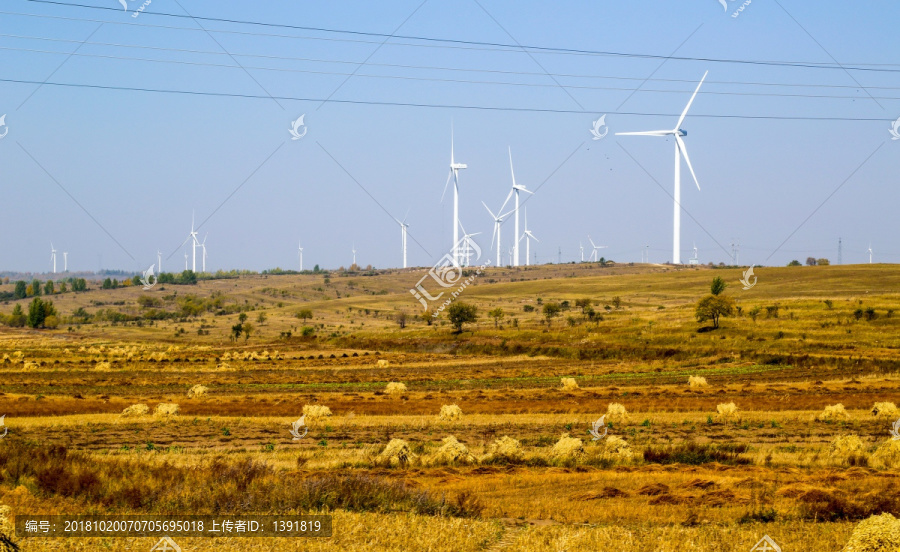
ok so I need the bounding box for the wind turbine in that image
[184,252,188,270]
[50,243,57,273]
[200,234,208,273]
[483,198,512,267]
[441,125,467,267]
[868,244,873,264]
[616,71,708,265]
[587,236,607,262]
[519,208,539,267]
[178,211,200,272]
[352,245,357,266]
[298,241,303,271]
[689,243,699,265]
[157,250,162,274]
[63,252,68,272]
[458,221,481,267]
[508,147,533,267]
[395,211,410,269]
[579,242,585,263]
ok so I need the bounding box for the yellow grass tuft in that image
[121,404,150,417]
[376,359,390,368]
[220,352,232,361]
[377,439,416,467]
[385,382,407,396]
[870,439,900,470]
[840,512,900,552]
[828,434,866,464]
[187,384,208,398]
[438,404,463,422]
[550,433,584,461]
[716,402,740,422]
[871,402,900,419]
[22,361,39,371]
[818,403,851,421]
[606,403,628,424]
[597,435,634,462]
[302,404,333,423]
[688,376,708,387]
[483,435,525,463]
[154,403,180,417]
[0,504,13,538]
[93,361,112,371]
[560,377,579,391]
[429,436,475,465]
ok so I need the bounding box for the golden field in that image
[0,262,898,551]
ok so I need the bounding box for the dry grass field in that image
[0,262,899,550]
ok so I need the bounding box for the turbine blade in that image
[675,135,701,191]
[482,201,497,219]
[615,130,670,136]
[440,170,452,203]
[490,222,498,250]
[676,70,708,130]
[508,147,516,188]
[402,208,410,224]
[499,188,514,213]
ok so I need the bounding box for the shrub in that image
[482,436,524,464]
[121,404,149,417]
[560,377,579,391]
[818,404,851,422]
[154,403,180,417]
[870,440,900,470]
[872,402,900,419]
[187,384,209,398]
[688,376,708,388]
[549,433,584,461]
[302,404,333,423]
[840,513,900,551]
[438,404,463,422]
[606,403,628,424]
[716,402,740,422]
[429,436,475,465]
[385,382,407,395]
[376,439,416,467]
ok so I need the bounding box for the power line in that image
[14,2,900,73]
[1,76,894,121]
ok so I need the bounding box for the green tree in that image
[296,309,313,321]
[787,260,801,267]
[231,323,243,342]
[238,313,248,324]
[13,281,26,299]
[242,322,253,341]
[575,298,592,314]
[710,276,727,296]
[488,307,505,328]
[817,258,831,266]
[31,279,41,296]
[43,280,54,295]
[26,298,56,329]
[806,257,817,266]
[542,302,561,326]
[8,304,26,327]
[102,278,113,289]
[695,294,736,329]
[447,302,478,333]
[257,312,268,325]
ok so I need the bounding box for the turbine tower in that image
[395,211,410,269]
[616,71,708,265]
[442,126,467,267]
[579,243,584,263]
[519,208,539,267]
[63,252,68,272]
[298,241,303,271]
[157,250,162,274]
[352,245,357,266]
[868,244,873,264]
[184,252,188,270]
[587,236,607,262]
[508,147,533,267]
[50,243,57,273]
[458,222,481,267]
[483,197,512,267]
[201,234,208,273]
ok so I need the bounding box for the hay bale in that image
[302,404,333,423]
[154,403,180,417]
[870,440,900,470]
[385,382,407,396]
[22,361,39,371]
[550,433,584,460]
[430,436,475,465]
[483,436,525,463]
[560,378,579,391]
[187,384,208,398]
[599,435,634,461]
[828,434,866,462]
[872,402,900,419]
[688,376,708,388]
[0,504,14,546]
[93,361,112,371]
[438,404,463,422]
[377,439,415,467]
[841,513,900,552]
[716,402,740,422]
[606,403,628,424]
[819,403,851,421]
[376,359,390,368]
[121,404,150,417]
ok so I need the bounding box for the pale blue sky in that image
[1,0,897,273]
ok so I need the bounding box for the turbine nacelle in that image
[451,163,468,170]
[677,129,687,137]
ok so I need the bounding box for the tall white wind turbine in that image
[483,197,512,267]
[298,241,303,271]
[458,221,481,267]
[616,71,708,265]
[157,250,162,274]
[63,251,68,272]
[178,212,200,272]
[519,208,539,267]
[50,243,57,273]
[395,211,410,269]
[352,245,357,266]
[442,126,467,267]
[587,236,607,262]
[201,234,208,273]
[868,244,873,264]
[508,147,533,267]
[580,243,584,263]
